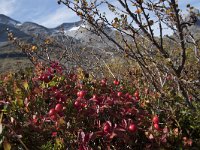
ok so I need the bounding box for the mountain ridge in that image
[0,14,21,26]
[0,13,200,49]
[1,13,200,44]
[0,14,117,49]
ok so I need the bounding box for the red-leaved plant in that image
[0,61,198,149]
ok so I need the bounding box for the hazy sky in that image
[0,0,200,28]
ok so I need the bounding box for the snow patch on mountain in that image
[69,26,80,31]
[68,24,87,31]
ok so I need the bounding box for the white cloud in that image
[35,6,79,28]
[0,0,17,15]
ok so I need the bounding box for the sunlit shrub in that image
[0,61,199,149]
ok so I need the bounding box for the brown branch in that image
[170,0,187,76]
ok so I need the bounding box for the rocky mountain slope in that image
[0,14,118,47]
[1,12,200,45]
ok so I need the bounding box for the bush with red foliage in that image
[0,61,199,149]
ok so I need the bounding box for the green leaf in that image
[23,81,29,91]
[16,98,24,107]
[59,76,65,82]
[49,81,57,87]
[41,82,46,89]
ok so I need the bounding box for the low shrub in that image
[0,61,199,149]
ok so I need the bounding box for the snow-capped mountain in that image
[0,15,116,51]
[54,21,83,31]
[0,12,200,45]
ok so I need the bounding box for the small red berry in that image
[113,79,120,85]
[152,116,159,124]
[101,79,107,85]
[92,94,97,99]
[154,123,160,130]
[134,91,139,97]
[77,91,80,97]
[128,123,137,133]
[54,90,62,99]
[49,108,56,116]
[55,104,63,112]
[52,132,57,137]
[77,91,86,98]
[82,103,87,108]
[74,101,81,108]
[117,92,122,97]
[103,122,111,133]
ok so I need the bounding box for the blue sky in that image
[0,0,200,28]
[0,0,79,27]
